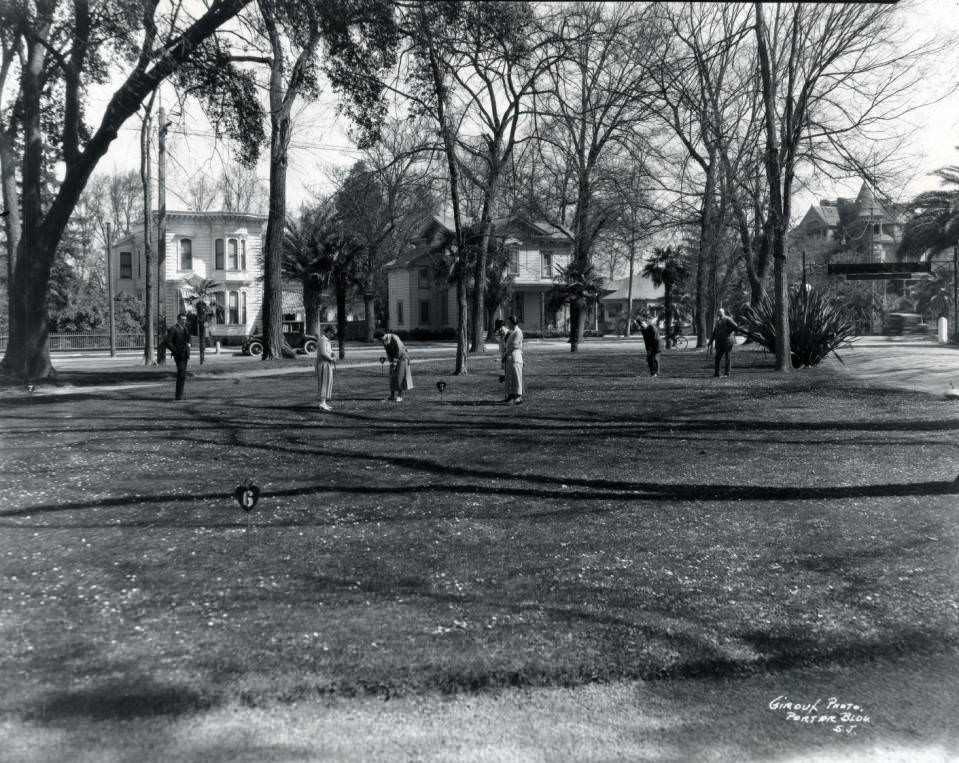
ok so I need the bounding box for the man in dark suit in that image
[166,312,192,400]
[638,316,661,377]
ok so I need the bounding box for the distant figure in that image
[503,315,524,404]
[165,312,192,400]
[638,316,661,377]
[315,325,337,410]
[374,329,413,402]
[711,308,740,377]
[494,318,508,400]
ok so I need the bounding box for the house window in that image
[215,292,226,321]
[229,291,239,324]
[215,239,224,270]
[509,250,520,275]
[240,240,247,270]
[420,300,430,324]
[542,252,553,278]
[120,251,132,279]
[418,267,430,288]
[241,292,247,325]
[873,222,880,235]
[397,300,404,325]
[179,238,192,270]
[228,239,238,270]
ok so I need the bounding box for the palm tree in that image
[183,277,224,365]
[642,246,688,347]
[283,202,359,359]
[549,260,605,351]
[910,267,954,321]
[283,205,335,336]
[899,157,959,341]
[898,161,959,259]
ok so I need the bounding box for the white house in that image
[110,210,267,342]
[384,216,573,335]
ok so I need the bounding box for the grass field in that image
[1,345,957,760]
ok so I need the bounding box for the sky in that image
[85,0,959,224]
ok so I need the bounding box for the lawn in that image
[1,345,957,759]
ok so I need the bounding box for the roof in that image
[109,210,268,247]
[385,214,573,271]
[599,274,664,302]
[814,202,840,226]
[282,290,304,312]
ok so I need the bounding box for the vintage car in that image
[242,321,318,355]
[882,312,925,336]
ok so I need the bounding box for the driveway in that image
[831,337,959,398]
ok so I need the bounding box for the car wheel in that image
[303,339,317,354]
[248,340,264,356]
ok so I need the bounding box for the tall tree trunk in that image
[4,21,51,381]
[262,116,294,359]
[664,281,673,346]
[421,5,466,374]
[0,129,20,334]
[0,0,250,380]
[470,166,500,354]
[335,276,347,359]
[303,278,322,335]
[625,231,635,337]
[569,300,585,352]
[755,2,790,371]
[364,279,376,343]
[140,100,156,365]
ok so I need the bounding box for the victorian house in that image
[109,210,268,343]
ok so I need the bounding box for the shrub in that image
[741,285,856,368]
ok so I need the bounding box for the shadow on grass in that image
[2,471,958,522]
[26,678,215,721]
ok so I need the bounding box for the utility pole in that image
[140,100,155,365]
[106,222,116,356]
[953,242,958,344]
[802,249,807,290]
[157,104,170,365]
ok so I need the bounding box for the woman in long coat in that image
[315,325,337,410]
[503,315,524,405]
[374,329,414,402]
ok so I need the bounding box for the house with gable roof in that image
[384,216,574,336]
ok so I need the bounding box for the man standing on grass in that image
[711,308,740,377]
[638,316,661,377]
[374,329,413,402]
[165,312,192,400]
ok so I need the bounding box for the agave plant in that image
[741,285,856,368]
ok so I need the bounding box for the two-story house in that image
[384,216,573,336]
[110,210,267,343]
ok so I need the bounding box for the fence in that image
[0,333,145,352]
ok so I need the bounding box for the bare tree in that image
[334,118,439,341]
[533,2,665,351]
[753,2,938,370]
[1,0,254,381]
[220,158,266,213]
